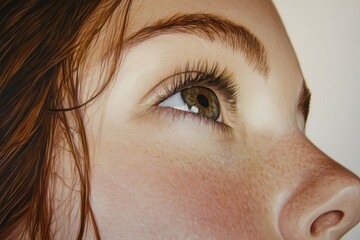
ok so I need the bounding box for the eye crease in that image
[153,61,239,131]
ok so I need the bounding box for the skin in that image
[55,0,360,239]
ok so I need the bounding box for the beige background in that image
[272,1,360,239]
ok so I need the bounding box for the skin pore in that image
[52,0,360,239]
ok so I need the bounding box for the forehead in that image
[127,0,275,31]
[127,0,286,48]
[125,0,303,75]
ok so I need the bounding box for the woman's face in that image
[70,0,360,239]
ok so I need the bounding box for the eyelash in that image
[152,60,239,136]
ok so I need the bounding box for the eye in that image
[159,86,221,121]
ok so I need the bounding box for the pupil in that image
[197,94,209,108]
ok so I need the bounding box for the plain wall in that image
[272,1,360,239]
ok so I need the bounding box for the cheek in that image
[90,146,270,239]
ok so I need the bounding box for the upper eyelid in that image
[151,62,239,108]
[144,61,240,129]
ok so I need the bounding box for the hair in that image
[0,0,132,239]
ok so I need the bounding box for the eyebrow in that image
[124,13,270,77]
[297,81,312,122]
[124,13,310,121]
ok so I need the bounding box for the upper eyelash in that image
[148,60,239,137]
[154,60,239,115]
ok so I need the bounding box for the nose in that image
[278,133,360,240]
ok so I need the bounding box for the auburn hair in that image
[0,0,131,239]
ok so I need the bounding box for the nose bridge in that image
[277,132,360,240]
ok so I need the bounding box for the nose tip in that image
[280,173,360,240]
[308,183,360,239]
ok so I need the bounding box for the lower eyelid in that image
[149,105,234,138]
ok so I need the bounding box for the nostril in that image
[310,210,344,236]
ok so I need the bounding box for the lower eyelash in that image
[149,105,234,138]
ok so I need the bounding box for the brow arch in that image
[124,13,270,77]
